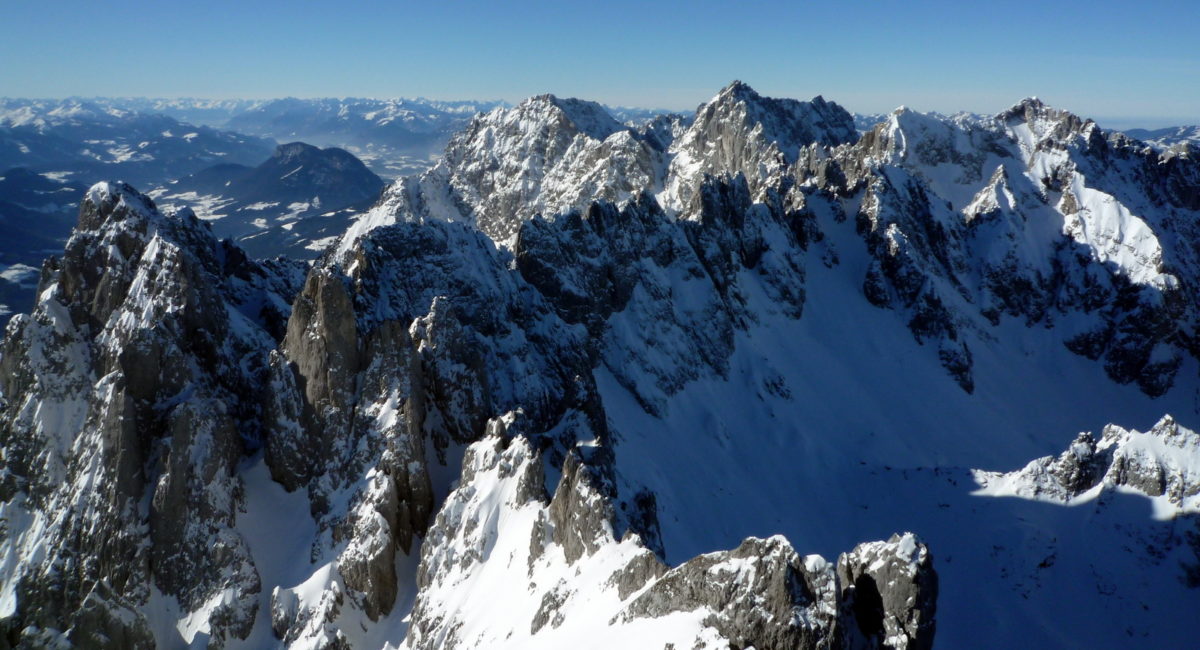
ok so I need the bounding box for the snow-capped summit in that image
[336,91,669,253]
[518,94,626,141]
[337,81,858,255]
[661,81,856,211]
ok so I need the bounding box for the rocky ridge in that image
[0,175,937,648]
[974,414,1200,511]
[0,182,304,647]
[339,83,1200,397]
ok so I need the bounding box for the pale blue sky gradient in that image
[2,0,1197,126]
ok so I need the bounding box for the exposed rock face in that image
[614,533,936,650]
[793,99,1200,395]
[0,182,304,646]
[337,94,670,251]
[662,80,857,210]
[266,212,608,644]
[619,535,842,648]
[837,534,938,650]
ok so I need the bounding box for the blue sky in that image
[2,0,1197,127]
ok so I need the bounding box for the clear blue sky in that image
[2,0,1197,127]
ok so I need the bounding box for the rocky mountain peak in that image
[976,414,1200,511]
[1012,96,1047,111]
[335,91,663,251]
[515,93,625,142]
[81,180,162,228]
[0,180,307,647]
[699,80,858,155]
[662,81,856,212]
[998,96,1092,147]
[715,79,757,101]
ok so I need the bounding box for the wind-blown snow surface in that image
[2,82,1200,649]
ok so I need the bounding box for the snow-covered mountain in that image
[221,98,509,179]
[1123,125,1200,151]
[92,97,680,180]
[1,82,1198,649]
[150,142,384,259]
[0,101,277,321]
[87,98,267,129]
[853,112,889,133]
[0,99,275,188]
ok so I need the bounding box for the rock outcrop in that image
[975,415,1200,511]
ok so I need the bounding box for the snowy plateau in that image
[1,81,1199,649]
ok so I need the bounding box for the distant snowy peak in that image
[853,112,889,134]
[856,96,1188,282]
[0,98,276,189]
[1123,125,1200,152]
[216,96,510,178]
[865,97,1094,172]
[997,97,1102,161]
[1000,96,1089,132]
[859,106,1000,177]
[452,93,628,158]
[0,98,125,129]
[337,82,862,255]
[332,82,1200,398]
[226,97,509,135]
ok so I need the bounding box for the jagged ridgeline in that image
[0,81,1198,649]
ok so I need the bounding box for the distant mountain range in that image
[0,99,275,187]
[151,141,385,259]
[91,97,681,179]
[1123,125,1200,150]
